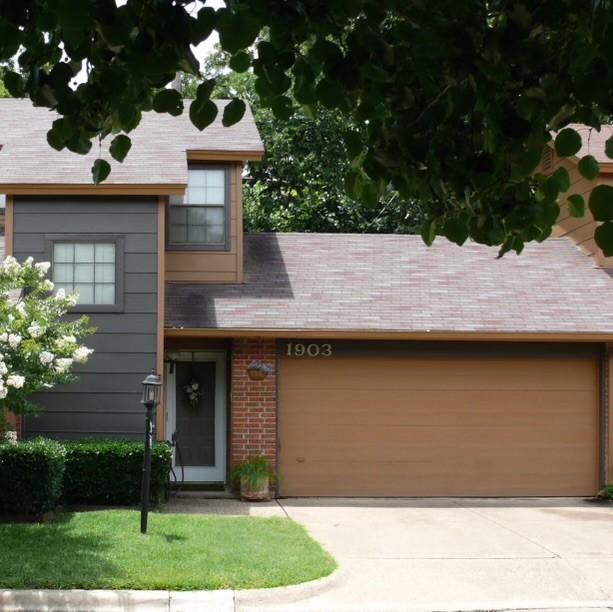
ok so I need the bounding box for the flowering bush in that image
[0,256,94,425]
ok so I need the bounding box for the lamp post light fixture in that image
[140,370,162,535]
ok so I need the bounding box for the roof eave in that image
[163,327,613,342]
[0,183,186,196]
[187,149,264,162]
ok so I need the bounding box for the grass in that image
[0,510,336,590]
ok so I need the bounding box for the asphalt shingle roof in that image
[0,99,263,187]
[165,233,613,335]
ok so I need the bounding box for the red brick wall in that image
[3,412,22,439]
[230,338,277,470]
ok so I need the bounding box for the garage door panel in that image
[280,389,596,428]
[282,426,594,464]
[281,457,595,497]
[281,358,596,392]
[279,350,598,497]
[281,448,596,497]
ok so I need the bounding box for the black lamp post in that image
[140,370,161,534]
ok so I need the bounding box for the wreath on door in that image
[184,380,201,409]
[183,364,202,409]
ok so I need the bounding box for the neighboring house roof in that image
[165,233,613,336]
[0,99,263,190]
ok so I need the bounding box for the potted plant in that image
[230,456,274,501]
[246,360,273,381]
[593,485,613,504]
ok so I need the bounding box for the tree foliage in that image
[0,62,12,97]
[2,1,613,252]
[186,49,424,233]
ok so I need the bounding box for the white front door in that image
[165,351,226,482]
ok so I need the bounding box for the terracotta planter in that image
[247,367,267,381]
[240,475,271,501]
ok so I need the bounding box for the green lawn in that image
[0,510,336,590]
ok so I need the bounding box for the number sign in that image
[286,342,333,357]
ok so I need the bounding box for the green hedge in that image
[62,440,172,506]
[0,439,66,515]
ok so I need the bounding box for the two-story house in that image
[2,98,613,498]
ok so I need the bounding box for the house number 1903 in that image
[286,343,333,357]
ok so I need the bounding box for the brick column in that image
[3,412,22,439]
[230,338,277,471]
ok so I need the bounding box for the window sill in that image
[166,243,230,252]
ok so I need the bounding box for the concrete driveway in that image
[237,497,613,612]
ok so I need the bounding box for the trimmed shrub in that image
[62,440,172,506]
[0,438,66,515]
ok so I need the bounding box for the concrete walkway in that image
[237,497,613,611]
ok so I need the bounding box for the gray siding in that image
[13,197,158,439]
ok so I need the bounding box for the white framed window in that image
[168,167,228,249]
[52,242,116,305]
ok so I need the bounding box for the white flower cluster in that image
[73,346,94,363]
[55,358,73,373]
[0,255,93,412]
[39,351,54,365]
[3,430,17,445]
[34,261,51,277]
[38,344,94,370]
[0,256,20,276]
[7,375,24,388]
[0,352,24,398]
[27,322,45,338]
[0,333,23,348]
[54,288,79,307]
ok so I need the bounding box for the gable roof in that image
[165,233,613,338]
[0,98,263,192]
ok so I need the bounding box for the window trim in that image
[166,164,232,252]
[45,235,125,313]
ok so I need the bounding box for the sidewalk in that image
[0,589,235,612]
[4,588,613,612]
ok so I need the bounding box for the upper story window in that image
[168,167,229,250]
[52,242,116,306]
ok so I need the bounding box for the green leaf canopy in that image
[3,1,613,254]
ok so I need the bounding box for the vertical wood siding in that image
[13,197,158,439]
[164,162,244,283]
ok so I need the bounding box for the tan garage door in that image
[279,346,599,497]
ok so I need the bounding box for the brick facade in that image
[230,338,277,471]
[3,412,22,439]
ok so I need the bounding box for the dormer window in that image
[167,166,229,250]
